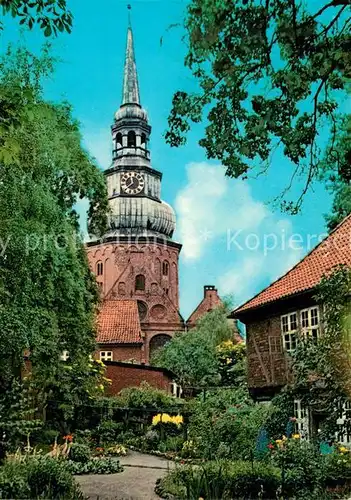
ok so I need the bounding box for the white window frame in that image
[269,336,282,354]
[294,399,310,439]
[336,400,351,445]
[60,350,69,361]
[281,312,298,352]
[300,306,320,343]
[99,351,113,362]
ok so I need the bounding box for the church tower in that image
[87,24,184,363]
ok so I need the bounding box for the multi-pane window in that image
[100,351,113,362]
[269,336,282,354]
[336,401,351,445]
[294,399,310,439]
[300,307,320,343]
[281,312,297,352]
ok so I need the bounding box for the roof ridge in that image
[232,214,351,315]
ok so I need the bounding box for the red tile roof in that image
[234,214,351,315]
[96,300,143,344]
[187,286,223,327]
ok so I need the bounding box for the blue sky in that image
[2,0,340,318]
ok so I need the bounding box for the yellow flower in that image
[292,434,300,439]
[152,413,183,427]
[339,446,349,454]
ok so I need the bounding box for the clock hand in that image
[125,177,133,188]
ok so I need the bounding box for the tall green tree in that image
[166,0,351,213]
[0,46,108,401]
[322,115,351,231]
[152,307,239,388]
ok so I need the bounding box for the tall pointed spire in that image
[122,22,140,106]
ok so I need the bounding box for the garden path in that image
[76,451,174,499]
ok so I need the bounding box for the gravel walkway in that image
[76,451,175,500]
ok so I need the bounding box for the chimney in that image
[204,285,217,299]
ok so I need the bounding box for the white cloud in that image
[176,161,304,307]
[175,162,268,260]
[219,255,265,299]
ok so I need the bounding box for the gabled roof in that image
[97,300,143,344]
[233,214,351,316]
[186,286,223,327]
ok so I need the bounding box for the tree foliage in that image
[0,0,73,36]
[152,307,243,388]
[321,115,351,231]
[166,0,351,213]
[186,387,271,460]
[0,45,108,404]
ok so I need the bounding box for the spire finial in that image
[127,4,131,27]
[121,12,140,106]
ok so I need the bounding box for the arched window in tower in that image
[116,133,122,149]
[96,261,103,276]
[127,131,136,147]
[135,274,145,291]
[162,260,169,276]
[141,133,147,149]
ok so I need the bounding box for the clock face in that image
[120,172,145,195]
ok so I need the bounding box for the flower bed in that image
[156,460,281,499]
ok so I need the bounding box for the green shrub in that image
[74,429,93,445]
[123,435,144,449]
[69,443,90,463]
[68,457,123,475]
[271,438,323,496]
[0,460,29,499]
[160,460,281,499]
[158,436,184,453]
[0,457,84,499]
[31,428,59,446]
[187,388,271,460]
[95,420,123,445]
[116,382,182,410]
[323,448,351,491]
[229,461,281,498]
[26,457,83,499]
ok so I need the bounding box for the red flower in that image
[267,443,274,450]
[63,434,73,442]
